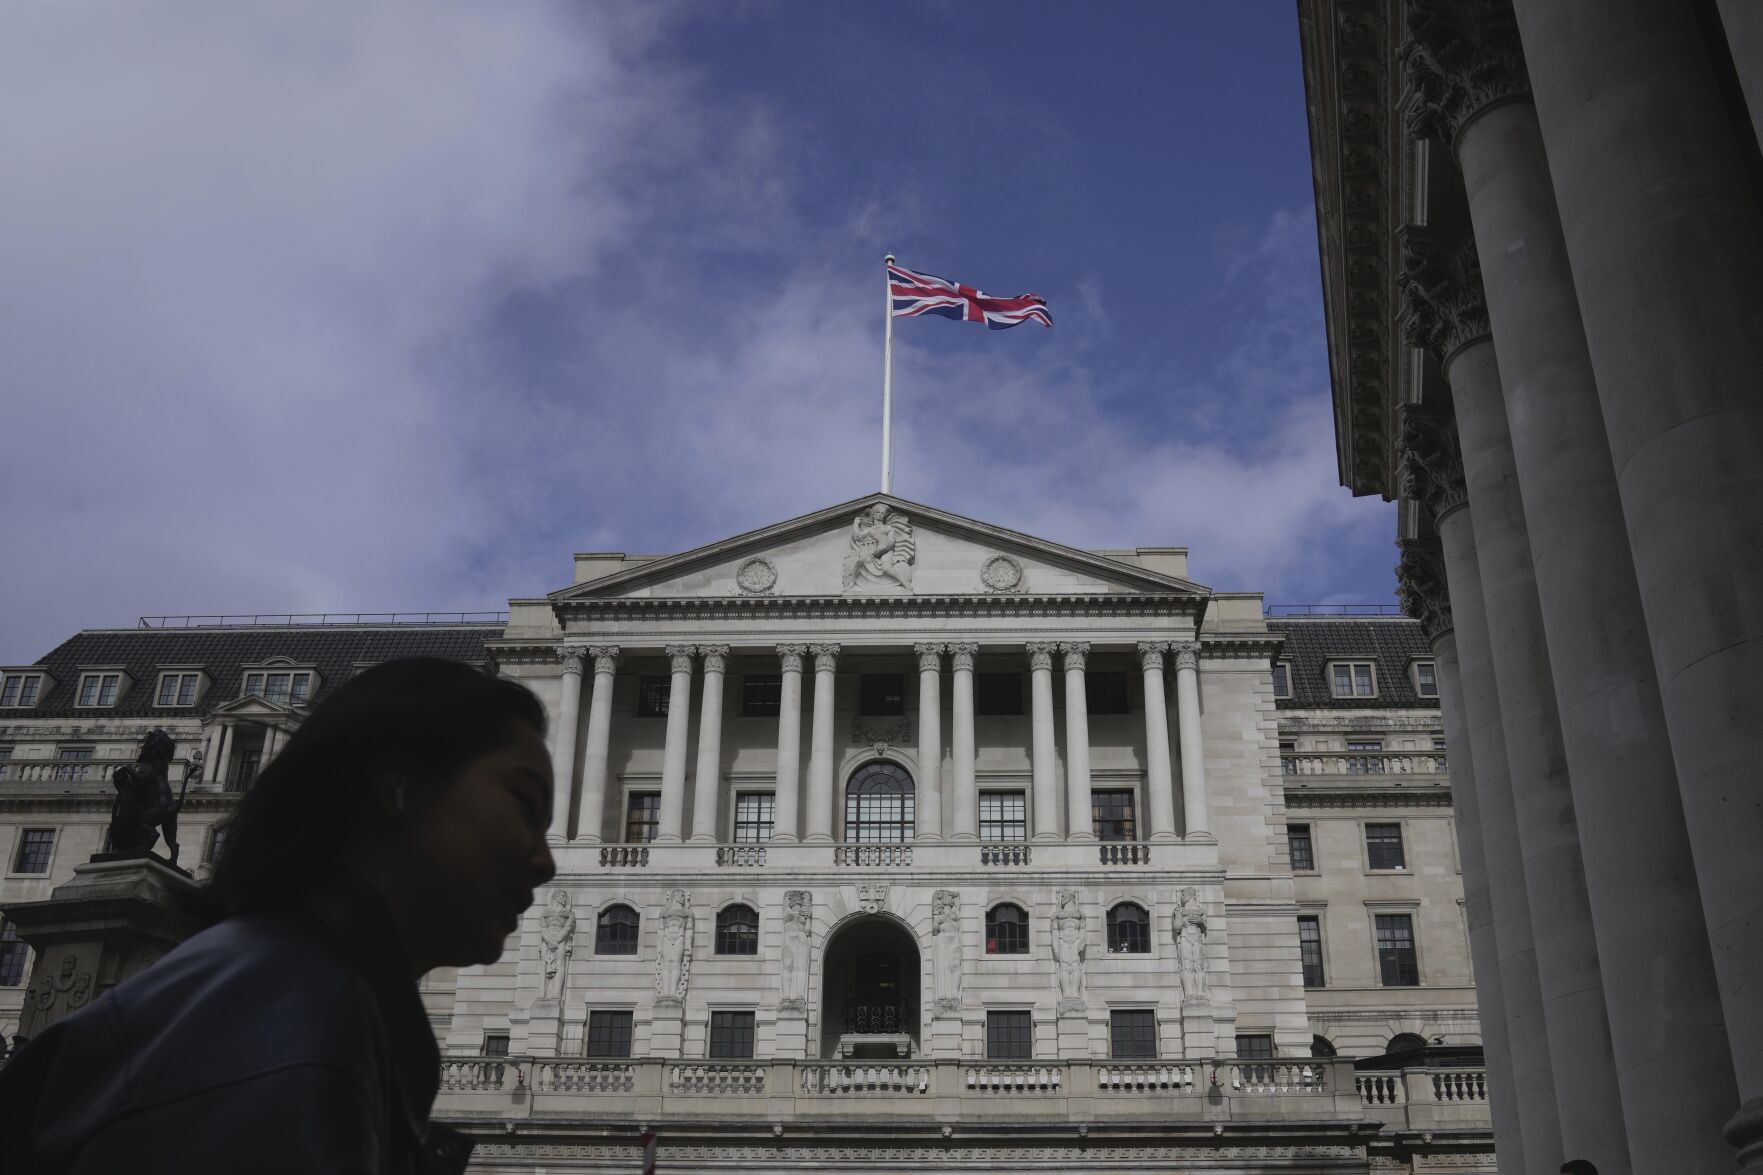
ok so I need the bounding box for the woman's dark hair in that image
[205,657,546,918]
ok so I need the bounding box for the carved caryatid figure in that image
[1052,891,1086,1010]
[656,889,693,1002]
[841,504,916,593]
[780,890,812,1007]
[537,890,576,1003]
[931,889,963,1013]
[1174,887,1209,999]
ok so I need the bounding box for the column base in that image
[1031,832,1062,842]
[652,834,683,844]
[1064,832,1097,843]
[1182,831,1217,844]
[769,833,800,844]
[572,834,604,845]
[804,833,834,844]
[946,832,979,843]
[1149,831,1181,843]
[913,833,944,843]
[546,832,567,845]
[688,833,716,843]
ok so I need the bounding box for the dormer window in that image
[1411,660,1439,698]
[243,671,312,705]
[156,672,203,707]
[1,673,45,708]
[77,673,123,707]
[1328,661,1377,699]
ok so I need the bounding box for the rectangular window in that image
[985,1010,1034,1060]
[978,791,1027,842]
[709,1010,756,1059]
[1298,916,1325,988]
[1330,662,1376,698]
[13,829,54,874]
[1376,914,1420,986]
[1235,1033,1274,1059]
[1346,739,1385,774]
[586,1010,634,1058]
[859,673,905,716]
[732,792,775,843]
[1092,789,1137,842]
[205,824,229,864]
[1366,823,1406,870]
[1085,671,1130,715]
[1433,737,1449,772]
[0,919,26,986]
[53,746,93,782]
[1109,1009,1158,1059]
[637,676,671,717]
[289,673,311,705]
[741,674,782,718]
[0,745,11,781]
[1271,663,1292,699]
[1,673,44,707]
[974,673,1022,716]
[624,793,661,844]
[1287,823,1314,871]
[157,672,201,706]
[1280,739,1298,776]
[482,1033,510,1058]
[77,673,121,707]
[1414,661,1439,698]
[237,750,262,787]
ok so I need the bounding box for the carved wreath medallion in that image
[735,557,778,595]
[980,555,1024,593]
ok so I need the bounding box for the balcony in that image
[1355,1066,1493,1131]
[0,756,203,786]
[1280,750,1448,780]
[574,839,1202,872]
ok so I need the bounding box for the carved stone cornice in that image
[809,644,840,673]
[587,645,620,676]
[1400,0,1530,152]
[1025,641,1057,672]
[776,644,807,673]
[1058,641,1090,672]
[1284,786,1454,810]
[1397,404,1469,524]
[547,593,1204,624]
[1135,642,1167,673]
[1171,641,1201,673]
[558,645,587,677]
[1398,224,1489,365]
[665,645,697,674]
[912,643,945,672]
[946,643,979,672]
[698,644,730,673]
[1395,538,1453,642]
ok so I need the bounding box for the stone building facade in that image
[0,494,1496,1171]
[1300,1,1763,1170]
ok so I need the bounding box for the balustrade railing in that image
[1282,751,1447,778]
[599,846,649,867]
[978,842,1031,865]
[439,1057,516,1092]
[833,844,912,866]
[669,1063,765,1094]
[533,1061,635,1093]
[715,845,766,867]
[842,999,911,1034]
[1356,1072,1405,1105]
[1095,1063,1196,1091]
[964,1065,1062,1092]
[1426,1068,1488,1103]
[1098,842,1151,864]
[1227,1062,1325,1093]
[800,1064,930,1094]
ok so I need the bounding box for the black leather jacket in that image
[0,874,471,1174]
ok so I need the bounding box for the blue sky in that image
[0,1,1394,663]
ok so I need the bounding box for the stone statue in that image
[780,890,812,1008]
[1174,887,1209,999]
[841,504,916,593]
[107,729,184,865]
[182,747,205,789]
[536,890,576,1003]
[1052,891,1086,1011]
[931,889,963,1014]
[656,889,693,1002]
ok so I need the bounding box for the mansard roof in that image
[1268,617,1438,710]
[10,625,498,719]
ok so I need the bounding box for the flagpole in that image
[882,253,895,494]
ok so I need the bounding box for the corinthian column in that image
[1137,642,1177,842]
[1170,641,1209,841]
[1026,642,1060,840]
[946,643,978,840]
[688,645,729,842]
[1059,642,1093,841]
[772,645,807,842]
[655,645,696,844]
[914,644,945,841]
[805,644,839,842]
[547,646,586,843]
[577,646,620,843]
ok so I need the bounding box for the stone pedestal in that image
[775,1003,808,1059]
[1056,1010,1091,1060]
[523,999,562,1057]
[928,1012,962,1059]
[1180,998,1216,1061]
[649,999,684,1059]
[1,854,203,1046]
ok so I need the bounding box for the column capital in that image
[1396,538,1454,643]
[698,644,730,673]
[558,645,588,677]
[1135,642,1167,672]
[587,645,620,675]
[1397,404,1469,525]
[947,642,979,671]
[665,645,697,674]
[1398,223,1490,364]
[1400,0,1530,151]
[777,644,808,673]
[1170,641,1201,672]
[1058,641,1090,671]
[1025,641,1058,672]
[809,643,840,672]
[913,643,945,671]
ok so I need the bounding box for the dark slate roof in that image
[9,625,501,719]
[1266,618,1438,710]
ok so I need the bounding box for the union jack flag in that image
[887,261,1052,330]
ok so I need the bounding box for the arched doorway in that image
[817,915,922,1059]
[843,760,915,842]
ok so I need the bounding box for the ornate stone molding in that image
[851,716,911,748]
[776,644,807,673]
[1135,641,1167,672]
[947,643,979,672]
[1398,224,1490,364]
[1396,538,1453,642]
[664,645,696,675]
[979,554,1025,593]
[809,644,840,673]
[913,643,945,672]
[587,645,620,676]
[697,644,730,674]
[1025,641,1057,672]
[558,645,587,677]
[734,556,778,596]
[1396,404,1469,524]
[1171,641,1201,673]
[547,592,1205,624]
[1058,641,1089,671]
[1401,0,1531,152]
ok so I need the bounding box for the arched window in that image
[1106,903,1150,953]
[986,903,1029,954]
[844,761,915,843]
[1311,1034,1338,1058]
[1386,1032,1427,1055]
[595,904,639,955]
[715,904,758,955]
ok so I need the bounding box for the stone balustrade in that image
[1352,1067,1493,1132]
[832,845,912,867]
[0,756,203,785]
[964,1065,1062,1093]
[581,839,1213,872]
[598,846,649,867]
[1280,750,1447,778]
[801,1063,930,1094]
[978,842,1031,866]
[1098,842,1151,865]
[715,845,766,867]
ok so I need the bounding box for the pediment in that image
[556,494,1208,601]
[209,696,299,718]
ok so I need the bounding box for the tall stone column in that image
[947,644,979,841]
[655,645,696,844]
[1398,542,1525,1167]
[1026,642,1061,840]
[1402,409,1564,1173]
[1059,643,1093,841]
[804,644,839,843]
[772,646,806,843]
[1510,2,1763,1152]
[576,646,619,843]
[547,646,586,843]
[913,644,945,841]
[1137,642,1178,842]
[1171,641,1210,841]
[1405,21,1742,1160]
[688,645,729,843]
[211,724,233,789]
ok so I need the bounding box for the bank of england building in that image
[0,495,1496,1172]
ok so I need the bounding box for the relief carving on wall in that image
[1174,887,1209,1000]
[931,888,963,1014]
[536,889,576,1004]
[31,954,94,1020]
[851,715,912,755]
[780,890,812,1010]
[735,557,778,595]
[655,889,693,1004]
[979,554,1025,593]
[855,884,890,915]
[1052,891,1086,1015]
[841,505,915,593]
